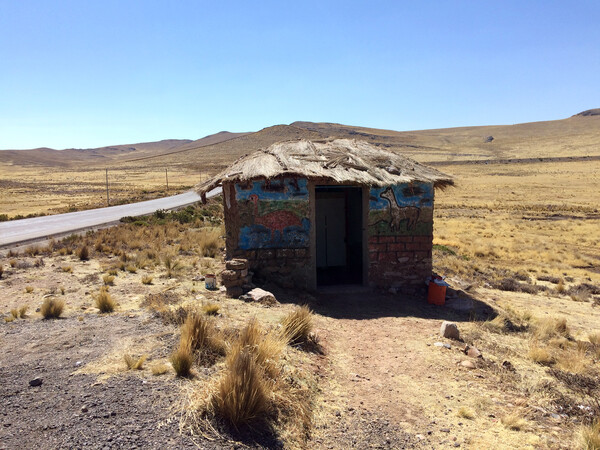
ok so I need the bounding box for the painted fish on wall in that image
[236,178,310,249]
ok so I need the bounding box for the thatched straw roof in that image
[195,139,453,198]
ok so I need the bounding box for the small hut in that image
[196,139,453,291]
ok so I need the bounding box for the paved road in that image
[0,188,221,247]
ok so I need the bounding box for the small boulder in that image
[242,288,277,306]
[460,360,476,369]
[464,345,482,358]
[440,321,460,340]
[434,342,451,349]
[29,377,43,387]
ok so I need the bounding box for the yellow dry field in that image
[0,165,205,217]
[434,159,600,286]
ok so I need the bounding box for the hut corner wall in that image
[367,182,434,287]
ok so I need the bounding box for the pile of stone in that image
[220,258,252,298]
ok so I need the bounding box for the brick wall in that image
[368,235,432,287]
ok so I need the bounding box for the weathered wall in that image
[367,182,434,286]
[223,177,312,288]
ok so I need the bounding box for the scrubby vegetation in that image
[40,298,65,319]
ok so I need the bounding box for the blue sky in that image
[1,1,599,149]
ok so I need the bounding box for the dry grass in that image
[95,287,116,313]
[533,317,570,341]
[126,265,137,273]
[77,245,89,261]
[555,347,589,374]
[151,363,170,376]
[41,298,65,319]
[141,275,153,285]
[589,332,600,347]
[231,319,285,379]
[528,343,555,366]
[10,308,19,319]
[501,411,528,431]
[170,345,193,377]
[280,305,314,345]
[18,305,28,318]
[102,274,115,286]
[198,228,223,258]
[457,406,475,420]
[124,354,147,370]
[580,420,600,450]
[61,265,73,273]
[213,344,270,428]
[25,286,33,294]
[202,302,220,316]
[163,255,182,278]
[180,312,225,356]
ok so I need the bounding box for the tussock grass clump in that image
[10,309,19,319]
[141,275,154,285]
[180,312,226,356]
[528,343,555,366]
[555,347,589,373]
[457,406,475,420]
[203,302,220,316]
[126,265,137,273]
[589,332,600,347]
[41,298,65,319]
[62,265,73,273]
[4,316,15,323]
[18,305,28,318]
[232,319,285,379]
[501,411,528,431]
[9,259,17,268]
[579,420,600,450]
[77,245,89,261]
[163,255,182,278]
[533,317,570,341]
[198,228,222,258]
[95,287,116,313]
[102,274,115,286]
[25,286,34,294]
[151,363,170,376]
[107,268,118,276]
[213,345,270,427]
[0,266,3,278]
[170,344,193,377]
[124,354,147,370]
[281,305,314,345]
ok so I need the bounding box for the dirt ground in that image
[1,246,599,449]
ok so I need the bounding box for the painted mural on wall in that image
[236,178,310,249]
[369,182,434,236]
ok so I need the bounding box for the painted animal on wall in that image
[379,187,421,231]
[368,182,434,236]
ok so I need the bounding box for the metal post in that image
[165,168,169,191]
[105,168,110,206]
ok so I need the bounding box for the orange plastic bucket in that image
[427,282,446,305]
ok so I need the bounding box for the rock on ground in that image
[440,321,460,340]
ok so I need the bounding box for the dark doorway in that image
[315,186,363,286]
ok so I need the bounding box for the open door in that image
[315,186,363,286]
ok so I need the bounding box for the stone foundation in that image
[230,248,311,289]
[368,235,432,287]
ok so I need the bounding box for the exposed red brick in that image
[388,243,405,251]
[396,236,414,243]
[378,236,396,243]
[378,252,397,262]
[414,236,432,243]
[369,243,387,252]
[368,236,379,244]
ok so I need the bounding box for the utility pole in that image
[165,168,169,191]
[105,168,110,206]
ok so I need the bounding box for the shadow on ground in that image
[271,285,497,323]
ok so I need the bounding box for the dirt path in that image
[307,290,486,449]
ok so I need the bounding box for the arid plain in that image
[1,112,600,449]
